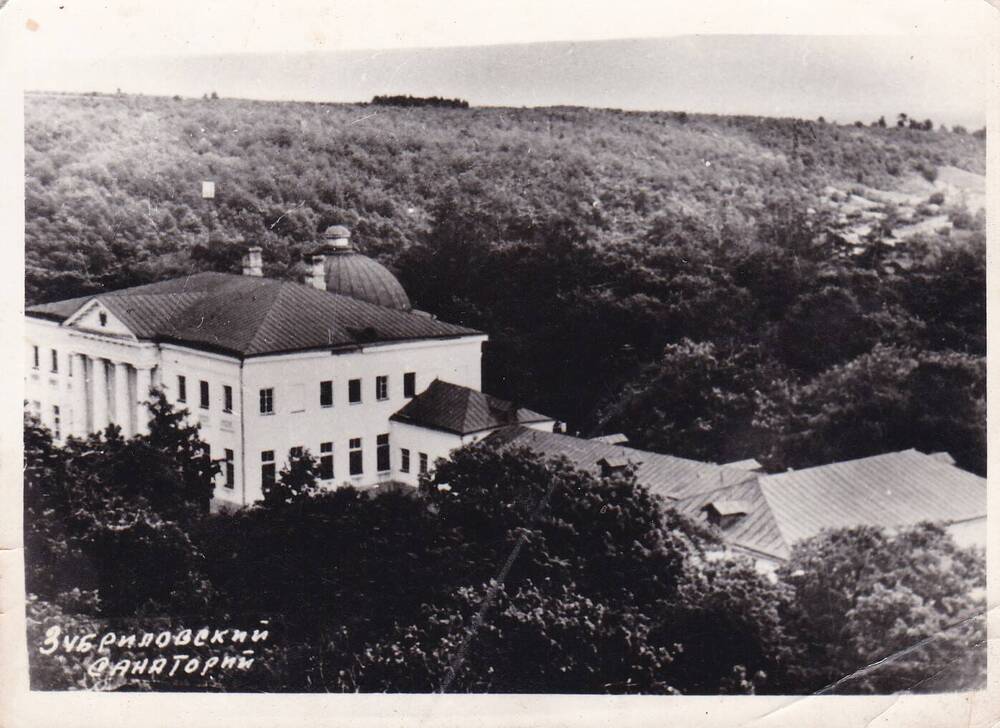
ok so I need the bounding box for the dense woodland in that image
[24,408,985,693]
[25,92,986,474]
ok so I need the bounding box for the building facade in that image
[25,230,499,507]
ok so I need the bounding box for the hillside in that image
[24,92,986,474]
[25,91,984,302]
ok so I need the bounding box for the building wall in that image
[947,517,987,550]
[27,313,486,508]
[389,421,466,486]
[238,337,485,503]
[390,418,558,487]
[24,318,74,437]
[156,345,245,508]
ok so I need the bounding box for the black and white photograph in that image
[1,0,996,723]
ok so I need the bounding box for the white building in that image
[25,225,557,508]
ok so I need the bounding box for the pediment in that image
[62,299,137,339]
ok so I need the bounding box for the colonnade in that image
[69,353,154,438]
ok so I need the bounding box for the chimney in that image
[308,255,326,289]
[242,246,263,277]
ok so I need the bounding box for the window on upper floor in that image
[349,437,363,475]
[403,372,416,398]
[53,405,61,439]
[177,375,187,402]
[376,375,389,401]
[377,433,390,472]
[419,452,429,474]
[224,449,235,489]
[260,388,274,414]
[200,380,210,409]
[31,345,39,370]
[320,380,333,408]
[320,442,334,480]
[99,311,108,327]
[400,448,411,473]
[51,349,58,373]
[223,385,233,413]
[348,378,362,404]
[290,445,304,458]
[261,450,276,487]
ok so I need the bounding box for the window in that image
[224,449,235,489]
[319,442,334,480]
[290,445,303,458]
[403,372,416,398]
[53,405,61,439]
[349,437,363,475]
[223,385,233,413]
[375,375,389,401]
[419,453,429,474]
[400,448,411,473]
[177,375,187,402]
[320,380,333,407]
[348,378,362,404]
[261,450,276,488]
[200,380,210,409]
[51,349,58,373]
[99,311,108,327]
[32,345,39,369]
[377,433,390,472]
[259,388,274,414]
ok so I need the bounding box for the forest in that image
[24,90,987,475]
[24,405,986,693]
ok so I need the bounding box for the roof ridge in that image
[244,280,302,354]
[458,386,477,433]
[754,480,792,554]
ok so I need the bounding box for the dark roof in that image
[26,272,480,358]
[320,251,412,310]
[675,449,987,561]
[391,380,553,435]
[483,426,758,501]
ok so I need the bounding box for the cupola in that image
[305,225,411,311]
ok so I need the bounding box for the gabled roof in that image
[391,380,553,436]
[483,425,758,501]
[26,272,482,358]
[675,449,987,561]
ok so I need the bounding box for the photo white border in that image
[0,1,997,725]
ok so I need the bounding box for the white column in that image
[71,353,89,437]
[113,362,132,437]
[90,357,109,433]
[135,366,152,435]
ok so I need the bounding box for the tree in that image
[594,339,777,463]
[341,443,790,693]
[263,448,320,506]
[758,345,985,475]
[777,523,985,693]
[23,391,219,617]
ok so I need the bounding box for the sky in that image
[3,0,998,126]
[10,0,998,58]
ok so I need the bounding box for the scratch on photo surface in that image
[438,478,562,693]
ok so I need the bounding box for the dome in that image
[309,226,410,310]
[321,251,411,311]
